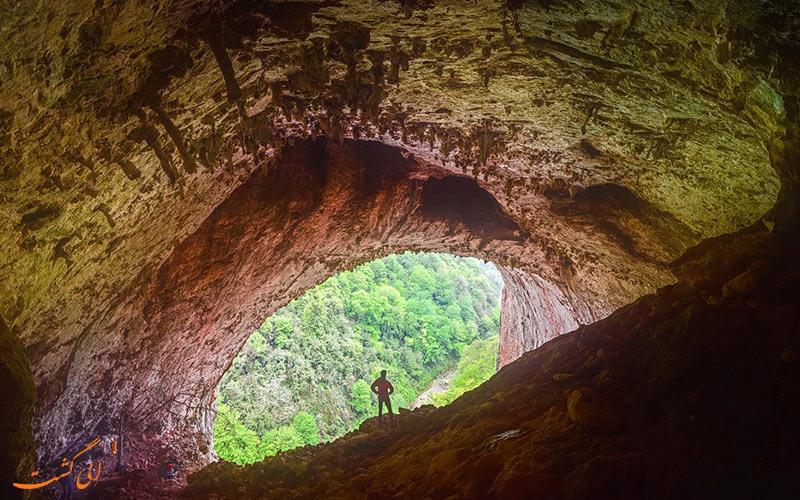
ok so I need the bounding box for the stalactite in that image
[52,237,73,269]
[224,142,235,176]
[116,160,141,180]
[94,203,116,227]
[202,26,242,101]
[65,151,94,171]
[131,124,179,184]
[476,126,497,165]
[152,103,198,174]
[581,102,600,135]
[197,133,222,174]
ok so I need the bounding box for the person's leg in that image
[378,398,384,420]
[386,397,397,425]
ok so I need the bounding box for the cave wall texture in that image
[0,0,798,489]
[0,316,37,500]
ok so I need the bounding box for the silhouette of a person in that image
[371,370,395,423]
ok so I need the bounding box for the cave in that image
[1,0,798,499]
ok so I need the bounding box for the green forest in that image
[214,252,503,465]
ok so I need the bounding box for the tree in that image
[214,403,263,465]
[432,336,498,407]
[292,412,320,445]
[349,379,373,416]
[272,317,294,348]
[259,425,304,456]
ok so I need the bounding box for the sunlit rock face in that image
[497,267,594,366]
[0,0,795,479]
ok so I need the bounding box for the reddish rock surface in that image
[498,267,595,367]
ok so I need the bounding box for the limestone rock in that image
[0,317,37,500]
[565,453,645,500]
[566,387,624,434]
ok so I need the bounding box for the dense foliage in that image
[214,252,502,464]
[430,336,499,407]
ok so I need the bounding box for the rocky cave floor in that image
[83,224,800,500]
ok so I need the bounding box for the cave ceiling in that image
[0,0,795,465]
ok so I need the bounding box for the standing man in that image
[370,370,395,424]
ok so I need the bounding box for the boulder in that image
[566,388,624,434]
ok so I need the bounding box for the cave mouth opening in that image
[22,137,606,475]
[212,251,504,465]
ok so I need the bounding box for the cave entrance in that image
[28,138,604,472]
[212,251,503,465]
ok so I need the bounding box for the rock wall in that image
[497,266,597,367]
[0,317,36,500]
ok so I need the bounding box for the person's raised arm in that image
[387,381,394,395]
[370,379,379,394]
